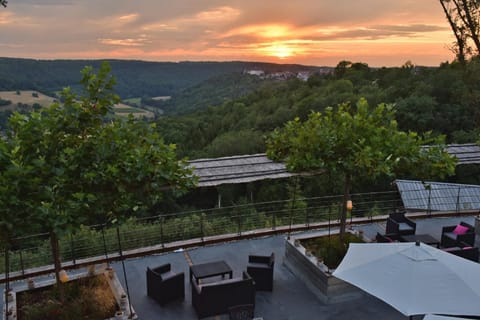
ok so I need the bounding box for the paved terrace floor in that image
[2,215,478,320]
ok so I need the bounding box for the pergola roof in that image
[187,153,299,187]
[444,143,480,165]
[187,143,480,188]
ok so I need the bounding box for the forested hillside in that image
[156,60,480,160]
[0,58,319,99]
[2,58,480,210]
[150,73,271,115]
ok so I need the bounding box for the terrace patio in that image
[2,214,478,320]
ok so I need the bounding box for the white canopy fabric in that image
[424,315,472,320]
[332,242,480,317]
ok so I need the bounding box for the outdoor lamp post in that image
[346,200,353,211]
[59,269,69,283]
[346,200,353,224]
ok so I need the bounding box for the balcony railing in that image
[2,186,477,282]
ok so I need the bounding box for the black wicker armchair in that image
[385,212,416,235]
[440,221,475,248]
[247,252,274,291]
[146,263,185,305]
[442,241,479,262]
[375,232,403,243]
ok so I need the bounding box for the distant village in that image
[243,67,333,81]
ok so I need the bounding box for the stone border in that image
[283,230,365,304]
[2,265,137,320]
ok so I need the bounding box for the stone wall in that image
[283,235,364,303]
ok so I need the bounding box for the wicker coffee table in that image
[400,234,440,248]
[190,260,233,284]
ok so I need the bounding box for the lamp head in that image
[346,200,353,211]
[59,269,69,283]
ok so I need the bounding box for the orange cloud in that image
[220,24,294,39]
[118,13,139,23]
[0,0,456,67]
[194,6,241,22]
[0,11,13,24]
[98,36,151,47]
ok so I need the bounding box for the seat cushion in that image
[398,223,413,231]
[161,271,177,280]
[444,232,457,240]
[453,224,469,235]
[442,246,461,252]
[248,262,270,269]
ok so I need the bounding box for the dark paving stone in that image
[2,215,478,320]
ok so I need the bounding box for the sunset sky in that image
[0,0,455,67]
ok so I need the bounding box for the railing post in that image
[18,248,25,276]
[70,233,76,266]
[116,227,134,319]
[200,213,204,242]
[288,177,298,239]
[305,208,310,228]
[237,211,242,236]
[338,202,342,223]
[328,206,332,242]
[349,206,353,225]
[272,210,276,231]
[4,245,9,320]
[456,187,461,214]
[160,216,165,248]
[101,225,110,267]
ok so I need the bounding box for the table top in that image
[190,260,232,279]
[401,234,439,244]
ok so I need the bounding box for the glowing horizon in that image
[0,0,455,67]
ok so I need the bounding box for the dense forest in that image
[152,59,480,210]
[0,57,319,98]
[156,59,480,160]
[150,73,272,115]
[2,57,480,213]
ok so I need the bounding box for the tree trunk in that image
[460,0,480,54]
[50,232,65,302]
[339,173,351,240]
[440,0,467,63]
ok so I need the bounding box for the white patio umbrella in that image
[332,242,480,317]
[424,315,473,320]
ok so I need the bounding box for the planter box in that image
[3,265,137,320]
[284,232,364,303]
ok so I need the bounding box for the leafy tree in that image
[266,98,456,238]
[204,129,265,157]
[439,0,480,62]
[1,62,196,292]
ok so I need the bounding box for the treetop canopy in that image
[266,98,456,181]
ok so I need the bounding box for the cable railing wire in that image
[2,187,474,280]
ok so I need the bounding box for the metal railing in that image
[396,182,480,214]
[0,190,402,280]
[3,185,478,282]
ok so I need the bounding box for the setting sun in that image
[256,42,300,59]
[268,44,294,59]
[0,1,455,66]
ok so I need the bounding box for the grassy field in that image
[122,97,142,106]
[0,90,57,110]
[0,91,155,118]
[112,103,155,119]
[151,96,171,101]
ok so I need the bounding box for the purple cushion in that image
[453,224,469,235]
